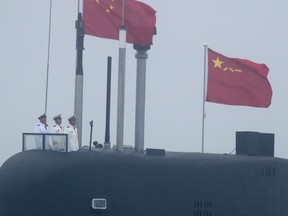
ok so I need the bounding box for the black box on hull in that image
[236,131,274,157]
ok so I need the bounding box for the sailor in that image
[65,115,79,152]
[34,113,50,150]
[50,114,65,151]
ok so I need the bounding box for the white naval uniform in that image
[34,123,50,149]
[50,124,65,151]
[65,125,79,152]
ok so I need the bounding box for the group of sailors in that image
[34,113,79,152]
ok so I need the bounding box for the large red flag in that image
[83,0,156,46]
[206,49,272,108]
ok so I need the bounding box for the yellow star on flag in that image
[94,0,114,13]
[212,57,224,69]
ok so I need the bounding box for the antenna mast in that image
[44,0,53,114]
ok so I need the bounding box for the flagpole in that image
[201,44,208,153]
[77,0,80,13]
[116,0,126,151]
[74,12,84,147]
[44,0,53,114]
[121,0,125,26]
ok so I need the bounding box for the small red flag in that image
[206,49,272,108]
[83,0,156,46]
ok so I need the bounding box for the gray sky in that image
[1,0,287,166]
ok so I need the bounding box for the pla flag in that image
[83,0,156,46]
[206,49,272,108]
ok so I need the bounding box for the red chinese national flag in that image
[206,49,272,108]
[83,0,156,46]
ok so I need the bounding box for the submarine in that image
[0,131,288,216]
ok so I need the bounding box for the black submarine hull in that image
[0,149,288,215]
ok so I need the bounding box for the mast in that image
[44,0,53,114]
[134,45,150,153]
[116,26,126,151]
[104,56,112,149]
[116,0,126,151]
[74,12,84,147]
[134,25,156,153]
